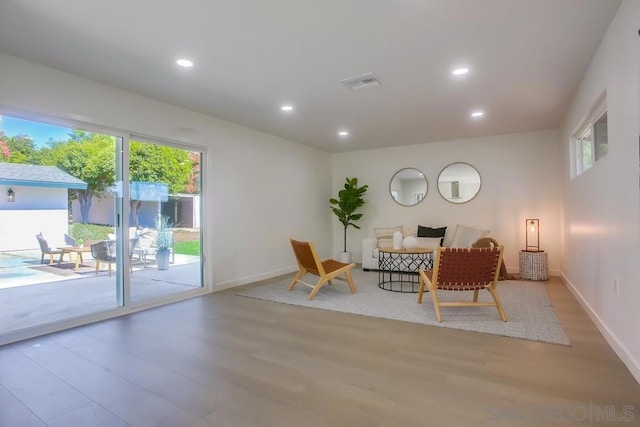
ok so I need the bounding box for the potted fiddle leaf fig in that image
[330,177,368,263]
[155,215,173,270]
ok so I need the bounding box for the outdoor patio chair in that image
[64,233,77,246]
[132,228,157,267]
[132,229,175,267]
[35,233,63,265]
[91,240,116,276]
[418,246,507,322]
[91,239,137,277]
[288,238,357,301]
[91,240,116,277]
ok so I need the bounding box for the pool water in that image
[0,253,40,269]
[0,252,68,288]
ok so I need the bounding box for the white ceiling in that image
[0,0,621,153]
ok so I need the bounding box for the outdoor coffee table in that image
[378,247,434,293]
[59,246,92,271]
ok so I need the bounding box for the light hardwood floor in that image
[0,273,639,426]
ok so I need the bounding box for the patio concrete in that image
[0,251,202,335]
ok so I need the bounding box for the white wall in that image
[332,129,563,274]
[560,0,640,382]
[0,186,67,210]
[71,196,115,226]
[0,210,68,251]
[0,186,69,250]
[71,196,161,228]
[0,53,332,289]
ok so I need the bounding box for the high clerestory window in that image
[574,96,607,177]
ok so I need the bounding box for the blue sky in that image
[0,115,72,147]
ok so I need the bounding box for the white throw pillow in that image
[402,227,416,238]
[449,224,490,248]
[415,236,442,249]
[374,226,403,248]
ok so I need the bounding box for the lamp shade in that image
[525,218,540,252]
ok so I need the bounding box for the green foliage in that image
[130,141,191,194]
[42,133,116,196]
[2,124,196,226]
[155,215,173,251]
[69,223,113,241]
[330,177,368,252]
[173,240,201,256]
[0,132,42,164]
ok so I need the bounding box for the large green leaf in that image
[330,177,368,252]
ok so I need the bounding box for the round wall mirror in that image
[389,168,428,206]
[437,162,481,204]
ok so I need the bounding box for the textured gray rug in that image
[238,269,571,346]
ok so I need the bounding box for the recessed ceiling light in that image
[471,111,485,118]
[338,131,349,137]
[176,59,194,68]
[281,105,294,111]
[452,67,469,76]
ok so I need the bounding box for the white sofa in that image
[361,224,490,270]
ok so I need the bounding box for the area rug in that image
[237,269,571,346]
[31,263,97,276]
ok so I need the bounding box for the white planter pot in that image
[338,252,352,263]
[156,249,171,270]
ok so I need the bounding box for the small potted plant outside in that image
[330,177,368,263]
[155,215,173,270]
[76,239,84,248]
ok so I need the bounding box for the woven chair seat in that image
[288,238,357,300]
[321,259,351,274]
[437,282,489,291]
[418,246,507,322]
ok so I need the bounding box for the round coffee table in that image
[378,247,434,293]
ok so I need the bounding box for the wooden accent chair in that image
[418,246,507,322]
[35,233,63,265]
[472,237,514,280]
[288,238,357,301]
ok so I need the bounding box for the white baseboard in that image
[212,265,298,292]
[561,273,640,385]
[507,266,560,277]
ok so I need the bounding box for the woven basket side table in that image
[519,250,548,280]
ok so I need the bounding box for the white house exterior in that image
[0,164,87,251]
[71,192,201,229]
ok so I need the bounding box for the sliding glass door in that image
[127,137,203,304]
[0,116,121,335]
[0,113,204,339]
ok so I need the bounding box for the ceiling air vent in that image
[341,73,382,91]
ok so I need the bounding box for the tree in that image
[0,131,41,164]
[0,132,9,159]
[2,126,193,226]
[185,152,201,194]
[42,131,116,223]
[128,141,192,226]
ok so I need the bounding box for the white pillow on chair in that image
[449,224,490,248]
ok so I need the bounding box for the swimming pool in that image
[0,252,41,268]
[0,252,69,289]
